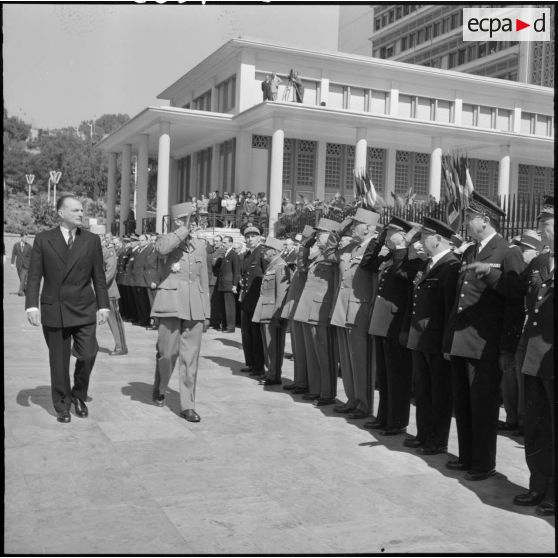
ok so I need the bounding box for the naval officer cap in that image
[352,208,380,227]
[263,235,284,251]
[241,222,263,236]
[386,215,414,233]
[466,191,505,223]
[315,218,342,232]
[170,202,195,220]
[422,216,455,240]
[537,194,554,220]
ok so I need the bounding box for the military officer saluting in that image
[150,202,211,423]
[444,191,525,480]
[294,218,340,406]
[330,208,379,419]
[253,236,290,386]
[467,195,554,514]
[404,217,461,453]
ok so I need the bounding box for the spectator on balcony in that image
[282,197,296,215]
[243,193,258,221]
[197,194,209,229]
[329,192,346,211]
[256,195,270,227]
[208,190,222,227]
[271,72,282,101]
[236,191,247,225]
[221,193,238,228]
[290,71,304,103]
[261,74,273,101]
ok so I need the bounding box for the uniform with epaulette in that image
[405,217,461,453]
[330,208,379,418]
[280,228,312,393]
[239,224,267,375]
[253,236,289,385]
[102,242,128,355]
[368,216,422,436]
[294,218,340,405]
[143,237,163,320]
[130,237,152,326]
[445,191,525,480]
[474,195,554,515]
[150,203,210,422]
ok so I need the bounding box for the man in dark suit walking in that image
[25,195,109,423]
[215,236,240,332]
[444,191,525,480]
[11,232,32,296]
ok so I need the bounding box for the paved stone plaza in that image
[3,257,555,554]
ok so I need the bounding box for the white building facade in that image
[97,37,554,234]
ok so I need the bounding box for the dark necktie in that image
[67,231,74,250]
[426,258,433,273]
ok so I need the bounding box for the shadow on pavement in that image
[213,337,243,350]
[203,355,246,376]
[16,385,56,417]
[121,381,157,406]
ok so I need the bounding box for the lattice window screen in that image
[517,164,530,197]
[414,153,430,195]
[282,139,293,187]
[252,135,271,149]
[296,141,316,187]
[367,147,386,196]
[344,146,355,190]
[395,151,410,194]
[325,143,342,191]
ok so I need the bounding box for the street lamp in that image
[49,170,62,209]
[25,174,35,206]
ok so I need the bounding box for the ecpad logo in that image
[463,7,550,42]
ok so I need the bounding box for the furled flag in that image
[442,151,474,232]
[354,169,384,210]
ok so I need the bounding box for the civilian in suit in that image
[261,74,273,101]
[215,236,240,332]
[102,236,128,356]
[11,233,33,296]
[253,236,289,386]
[281,228,312,393]
[25,195,109,423]
[368,216,422,436]
[270,72,282,101]
[294,219,340,405]
[404,217,461,454]
[330,208,379,419]
[239,224,267,376]
[466,195,554,514]
[208,235,225,328]
[150,203,210,423]
[445,191,525,480]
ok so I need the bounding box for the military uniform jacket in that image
[445,233,525,360]
[368,249,420,338]
[103,246,120,299]
[293,252,339,325]
[143,243,162,287]
[240,244,267,312]
[281,248,309,320]
[115,246,129,284]
[406,251,461,353]
[150,228,210,321]
[131,244,150,287]
[252,256,289,323]
[330,238,375,330]
[121,244,138,286]
[484,252,553,380]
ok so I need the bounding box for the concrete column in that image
[155,121,171,234]
[106,152,117,235]
[498,145,511,201]
[119,144,132,236]
[389,84,399,116]
[269,119,285,235]
[354,127,368,175]
[235,131,252,193]
[189,153,197,199]
[135,134,149,234]
[513,107,522,133]
[453,96,463,126]
[429,137,442,202]
[320,71,330,106]
[315,140,327,201]
[170,157,178,206]
[385,148,397,204]
[509,158,520,198]
[211,144,220,192]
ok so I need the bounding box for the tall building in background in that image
[338,4,554,86]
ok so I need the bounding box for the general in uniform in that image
[150,203,210,423]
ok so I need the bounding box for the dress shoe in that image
[513,491,545,506]
[259,379,282,386]
[380,427,407,436]
[109,348,128,356]
[293,387,309,394]
[535,501,555,516]
[497,420,518,431]
[464,469,496,481]
[240,366,253,372]
[301,393,320,401]
[403,437,425,448]
[348,409,369,419]
[417,446,448,455]
[73,398,88,418]
[364,419,385,429]
[285,353,294,360]
[282,383,297,391]
[314,397,336,407]
[181,409,201,422]
[445,460,470,471]
[153,394,165,407]
[57,410,71,423]
[249,369,265,377]
[333,404,354,414]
